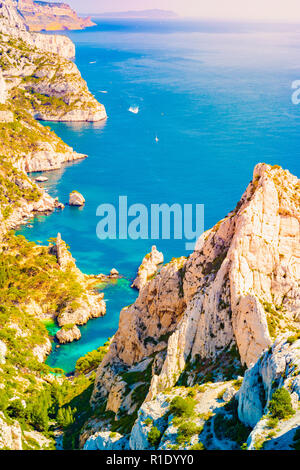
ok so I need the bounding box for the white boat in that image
[155,136,159,142]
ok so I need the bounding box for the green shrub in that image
[268,388,295,420]
[147,426,161,447]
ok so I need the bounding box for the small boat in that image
[99,90,108,94]
[155,136,159,143]
[89,61,97,64]
[129,106,139,114]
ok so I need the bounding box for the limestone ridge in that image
[90,164,299,417]
[131,245,164,290]
[16,0,96,32]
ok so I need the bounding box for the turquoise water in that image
[19,19,300,372]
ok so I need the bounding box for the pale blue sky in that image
[66,0,300,22]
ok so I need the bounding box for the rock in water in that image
[56,325,81,344]
[69,191,85,206]
[131,245,164,290]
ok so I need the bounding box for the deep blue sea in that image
[19,19,300,372]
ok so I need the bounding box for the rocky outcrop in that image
[0,70,7,104]
[91,164,300,423]
[16,0,96,32]
[0,412,22,450]
[0,174,64,239]
[17,145,86,173]
[131,245,164,290]
[69,191,85,207]
[0,1,107,122]
[56,325,81,344]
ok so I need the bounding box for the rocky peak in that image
[91,164,300,418]
[131,245,164,290]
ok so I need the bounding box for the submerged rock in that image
[131,245,164,290]
[69,191,85,206]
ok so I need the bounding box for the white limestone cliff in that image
[0,0,75,58]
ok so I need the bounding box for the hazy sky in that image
[66,0,300,22]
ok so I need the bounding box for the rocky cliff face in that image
[89,164,299,436]
[0,18,106,122]
[16,0,96,32]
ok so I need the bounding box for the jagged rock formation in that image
[0,0,107,123]
[16,0,96,32]
[90,164,300,429]
[237,335,300,449]
[56,325,81,344]
[69,190,85,206]
[131,245,164,290]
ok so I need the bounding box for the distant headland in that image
[16,0,96,32]
[93,9,178,19]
